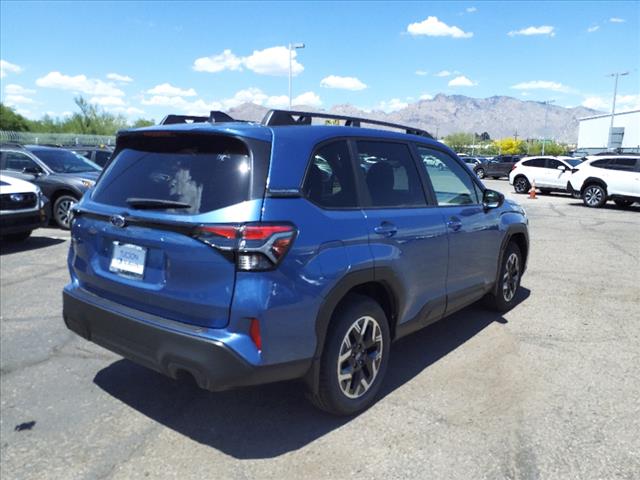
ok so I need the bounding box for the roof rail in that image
[261,109,434,138]
[159,111,240,126]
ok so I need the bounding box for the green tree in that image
[443,132,475,153]
[0,103,30,131]
[131,118,156,128]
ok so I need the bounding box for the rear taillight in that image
[193,223,296,271]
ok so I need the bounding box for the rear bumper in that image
[63,286,310,391]
[0,208,48,234]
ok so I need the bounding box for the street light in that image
[541,99,555,155]
[289,42,305,109]
[607,71,629,149]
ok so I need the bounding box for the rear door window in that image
[523,158,546,168]
[356,141,426,208]
[92,134,269,215]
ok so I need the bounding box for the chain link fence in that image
[0,130,115,146]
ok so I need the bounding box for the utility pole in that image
[607,71,629,149]
[541,100,555,155]
[288,43,305,109]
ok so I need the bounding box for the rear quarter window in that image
[91,133,269,214]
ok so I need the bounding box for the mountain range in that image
[228,94,603,143]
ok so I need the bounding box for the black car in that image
[485,155,522,179]
[0,144,101,229]
[67,146,114,168]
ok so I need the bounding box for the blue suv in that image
[63,110,528,415]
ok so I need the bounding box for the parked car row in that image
[0,143,108,233]
[508,154,639,208]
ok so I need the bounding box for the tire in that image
[53,194,78,229]
[582,184,607,208]
[513,176,530,194]
[614,199,633,208]
[2,230,32,242]
[309,294,391,416]
[484,242,523,313]
[476,168,485,179]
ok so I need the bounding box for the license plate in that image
[109,242,147,278]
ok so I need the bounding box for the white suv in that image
[509,156,583,195]
[0,174,48,241]
[566,156,640,208]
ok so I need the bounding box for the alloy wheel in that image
[502,252,520,302]
[584,186,603,207]
[336,315,384,399]
[515,178,529,193]
[55,196,76,229]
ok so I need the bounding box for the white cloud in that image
[435,70,452,77]
[146,83,197,97]
[584,94,640,111]
[244,46,303,76]
[508,25,556,37]
[511,80,571,92]
[407,16,473,38]
[448,75,477,87]
[89,96,126,106]
[587,25,600,33]
[419,93,434,100]
[4,94,35,105]
[320,75,367,91]
[581,96,608,110]
[106,73,133,83]
[466,7,477,13]
[520,92,531,97]
[36,71,124,96]
[140,87,321,114]
[111,106,145,116]
[376,98,408,112]
[415,70,428,76]
[292,91,322,107]
[193,49,243,73]
[4,84,35,95]
[609,17,625,23]
[193,46,303,77]
[1,59,23,78]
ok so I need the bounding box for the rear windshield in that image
[91,133,269,214]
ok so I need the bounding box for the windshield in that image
[32,149,102,173]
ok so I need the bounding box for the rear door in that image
[356,140,448,328]
[607,158,639,196]
[70,132,270,329]
[415,145,501,313]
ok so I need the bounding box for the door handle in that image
[374,222,398,237]
[447,217,462,232]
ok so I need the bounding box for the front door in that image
[415,146,501,314]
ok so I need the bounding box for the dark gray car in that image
[485,155,522,179]
[0,144,101,228]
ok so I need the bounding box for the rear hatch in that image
[69,130,271,328]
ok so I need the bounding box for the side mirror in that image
[23,166,43,175]
[483,189,504,210]
[557,165,567,171]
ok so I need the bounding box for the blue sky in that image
[1,0,639,121]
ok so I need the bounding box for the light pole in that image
[541,100,555,155]
[288,42,305,109]
[607,71,629,149]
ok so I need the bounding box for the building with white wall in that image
[577,109,639,154]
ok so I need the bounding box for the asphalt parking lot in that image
[1,180,639,480]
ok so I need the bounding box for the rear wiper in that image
[126,198,192,210]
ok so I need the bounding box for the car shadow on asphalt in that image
[0,235,66,255]
[94,288,530,459]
